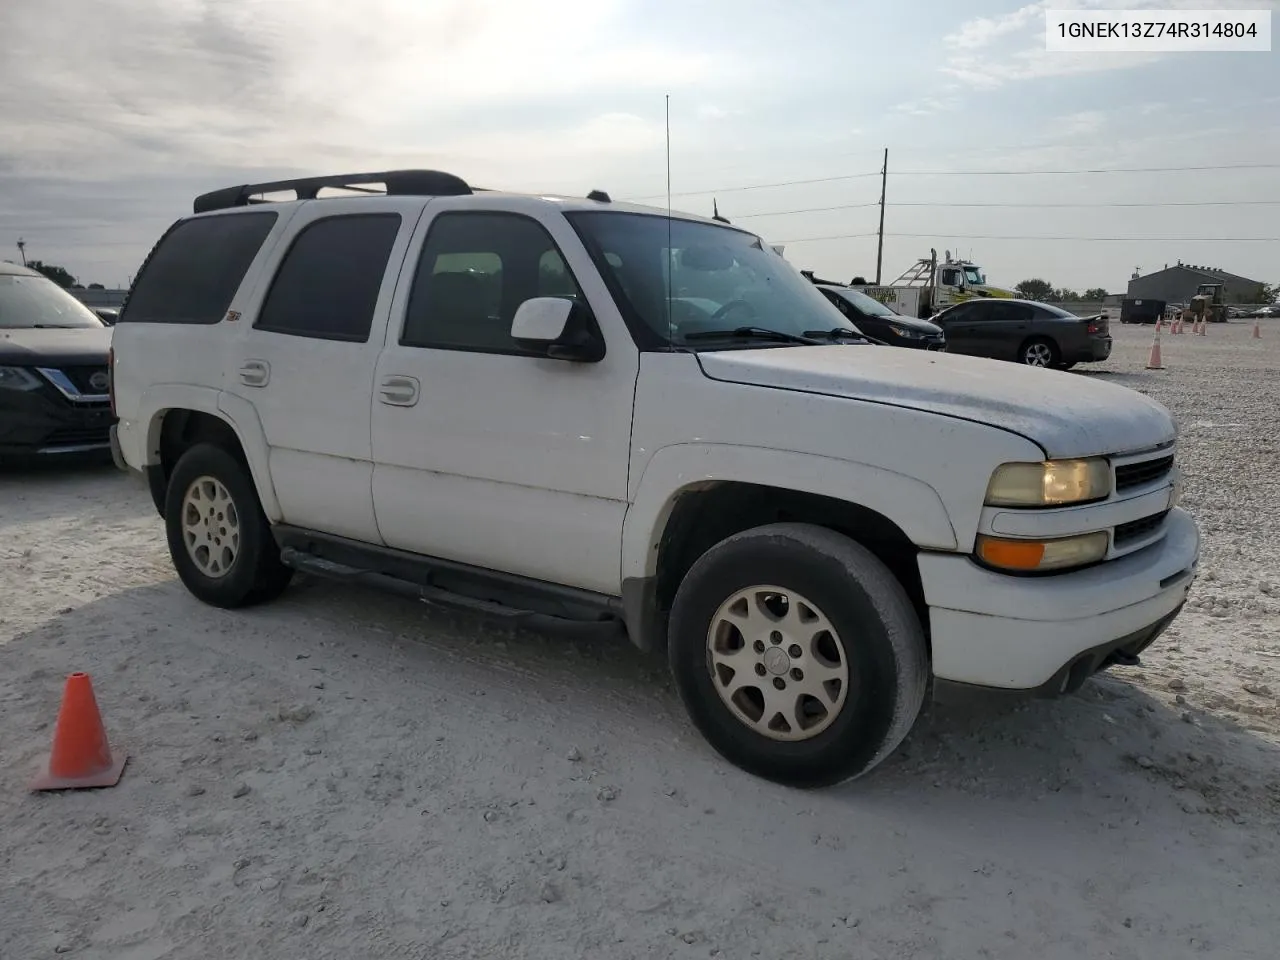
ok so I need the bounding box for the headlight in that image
[976,531,1109,572]
[985,458,1111,507]
[888,324,924,339]
[0,366,44,391]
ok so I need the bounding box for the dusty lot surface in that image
[3,320,1279,960]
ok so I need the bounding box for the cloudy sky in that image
[1,0,1277,293]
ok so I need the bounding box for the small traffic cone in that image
[1146,327,1165,369]
[1253,320,1262,339]
[1155,318,1163,333]
[1198,318,1207,337]
[29,673,127,791]
[1170,316,1180,335]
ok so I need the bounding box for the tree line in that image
[1015,277,1277,304]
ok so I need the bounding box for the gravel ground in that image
[2,319,1278,960]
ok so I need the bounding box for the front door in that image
[933,302,979,354]
[225,199,425,542]
[369,201,638,596]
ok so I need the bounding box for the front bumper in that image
[0,395,115,457]
[918,507,1199,693]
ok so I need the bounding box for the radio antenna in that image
[665,94,675,345]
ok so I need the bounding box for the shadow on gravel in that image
[1073,369,1153,387]
[6,569,1278,837]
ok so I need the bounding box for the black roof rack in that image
[193,169,473,214]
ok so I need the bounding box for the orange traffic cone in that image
[29,673,127,791]
[1146,327,1165,369]
[1170,316,1180,335]
[1155,318,1163,333]
[1254,320,1262,339]
[1198,318,1207,337]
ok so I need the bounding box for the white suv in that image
[109,169,1199,786]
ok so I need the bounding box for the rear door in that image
[223,199,425,543]
[981,300,1035,361]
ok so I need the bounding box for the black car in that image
[929,298,1111,369]
[0,262,116,460]
[815,284,946,350]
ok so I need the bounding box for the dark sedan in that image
[929,298,1111,369]
[815,284,946,350]
[0,262,116,460]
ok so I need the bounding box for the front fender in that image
[621,443,958,581]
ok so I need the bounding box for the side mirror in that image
[510,297,604,363]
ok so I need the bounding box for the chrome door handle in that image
[239,360,270,387]
[379,375,420,407]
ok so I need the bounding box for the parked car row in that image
[811,280,1112,369]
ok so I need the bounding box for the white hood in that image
[696,346,1176,459]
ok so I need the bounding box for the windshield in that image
[828,287,897,318]
[566,212,854,347]
[0,273,105,329]
[963,266,985,286]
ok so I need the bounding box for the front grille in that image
[1115,454,1173,492]
[59,365,110,395]
[1114,510,1169,547]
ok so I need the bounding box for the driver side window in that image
[400,212,591,355]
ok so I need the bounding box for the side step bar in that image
[272,526,626,634]
[279,548,527,619]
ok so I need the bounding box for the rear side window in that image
[254,214,401,342]
[121,212,277,324]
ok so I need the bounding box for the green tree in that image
[1084,287,1109,300]
[1053,288,1080,301]
[1015,278,1053,300]
[26,260,77,288]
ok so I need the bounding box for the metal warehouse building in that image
[1127,263,1268,304]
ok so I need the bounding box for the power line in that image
[734,199,1280,219]
[775,231,1280,244]
[893,162,1280,176]
[624,172,883,201]
[624,161,1280,202]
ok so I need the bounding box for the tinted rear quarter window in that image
[121,212,278,324]
[254,213,401,342]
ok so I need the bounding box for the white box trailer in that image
[850,286,923,318]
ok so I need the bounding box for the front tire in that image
[164,443,293,608]
[667,523,928,787]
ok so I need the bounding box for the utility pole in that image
[16,238,27,266]
[874,148,887,284]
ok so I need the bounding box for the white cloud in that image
[944,2,1048,50]
[0,0,731,179]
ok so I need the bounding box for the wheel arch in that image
[137,387,281,521]
[620,444,957,653]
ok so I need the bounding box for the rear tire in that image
[164,443,293,608]
[1020,337,1059,367]
[667,523,928,787]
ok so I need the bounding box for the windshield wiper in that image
[683,326,820,345]
[802,327,874,343]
